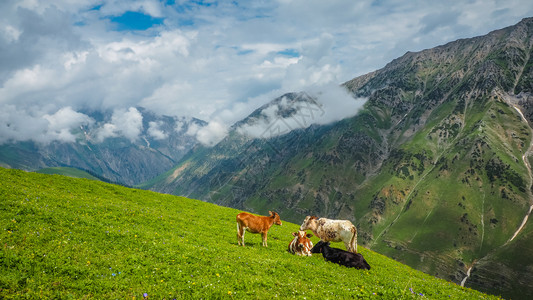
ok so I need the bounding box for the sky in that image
[1,0,533,146]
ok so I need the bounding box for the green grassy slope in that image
[36,167,100,181]
[0,168,499,299]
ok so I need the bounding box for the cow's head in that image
[269,211,282,226]
[299,215,318,231]
[310,240,330,254]
[292,231,313,249]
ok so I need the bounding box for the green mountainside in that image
[36,167,103,181]
[36,167,130,186]
[143,17,533,298]
[0,168,497,299]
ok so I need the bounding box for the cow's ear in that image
[307,233,313,238]
[311,216,318,220]
[292,232,298,237]
[269,211,273,215]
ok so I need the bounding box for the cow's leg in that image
[344,240,352,252]
[262,232,268,247]
[353,228,358,253]
[349,227,358,253]
[237,223,245,246]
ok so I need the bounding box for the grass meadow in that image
[0,167,500,299]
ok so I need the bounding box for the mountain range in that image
[0,107,205,186]
[2,17,533,299]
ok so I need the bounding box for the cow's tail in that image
[350,226,358,253]
[236,222,240,244]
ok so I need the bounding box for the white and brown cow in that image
[300,216,358,253]
[288,231,313,256]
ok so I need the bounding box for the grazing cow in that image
[236,211,282,247]
[311,241,370,270]
[288,231,314,256]
[300,216,358,253]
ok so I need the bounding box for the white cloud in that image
[237,85,367,139]
[0,106,47,144]
[309,84,367,125]
[97,0,165,18]
[174,118,187,133]
[94,107,143,142]
[147,121,168,140]
[43,106,94,142]
[187,120,228,147]
[0,106,93,144]
[1,25,21,43]
[185,122,201,137]
[95,123,119,142]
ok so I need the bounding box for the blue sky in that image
[1,0,533,145]
[109,11,165,30]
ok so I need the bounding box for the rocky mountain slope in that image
[0,108,204,185]
[144,18,533,299]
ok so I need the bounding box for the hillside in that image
[36,167,100,181]
[0,167,498,299]
[143,17,533,298]
[35,166,131,186]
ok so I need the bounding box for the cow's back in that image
[237,212,253,226]
[316,219,354,242]
[236,212,248,223]
[236,212,265,233]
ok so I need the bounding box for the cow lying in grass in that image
[236,211,282,247]
[300,216,358,253]
[288,231,313,256]
[311,241,371,270]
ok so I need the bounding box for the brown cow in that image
[236,211,282,247]
[288,231,313,256]
[300,216,358,253]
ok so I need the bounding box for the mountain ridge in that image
[0,107,206,185]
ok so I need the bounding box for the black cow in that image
[310,241,371,270]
